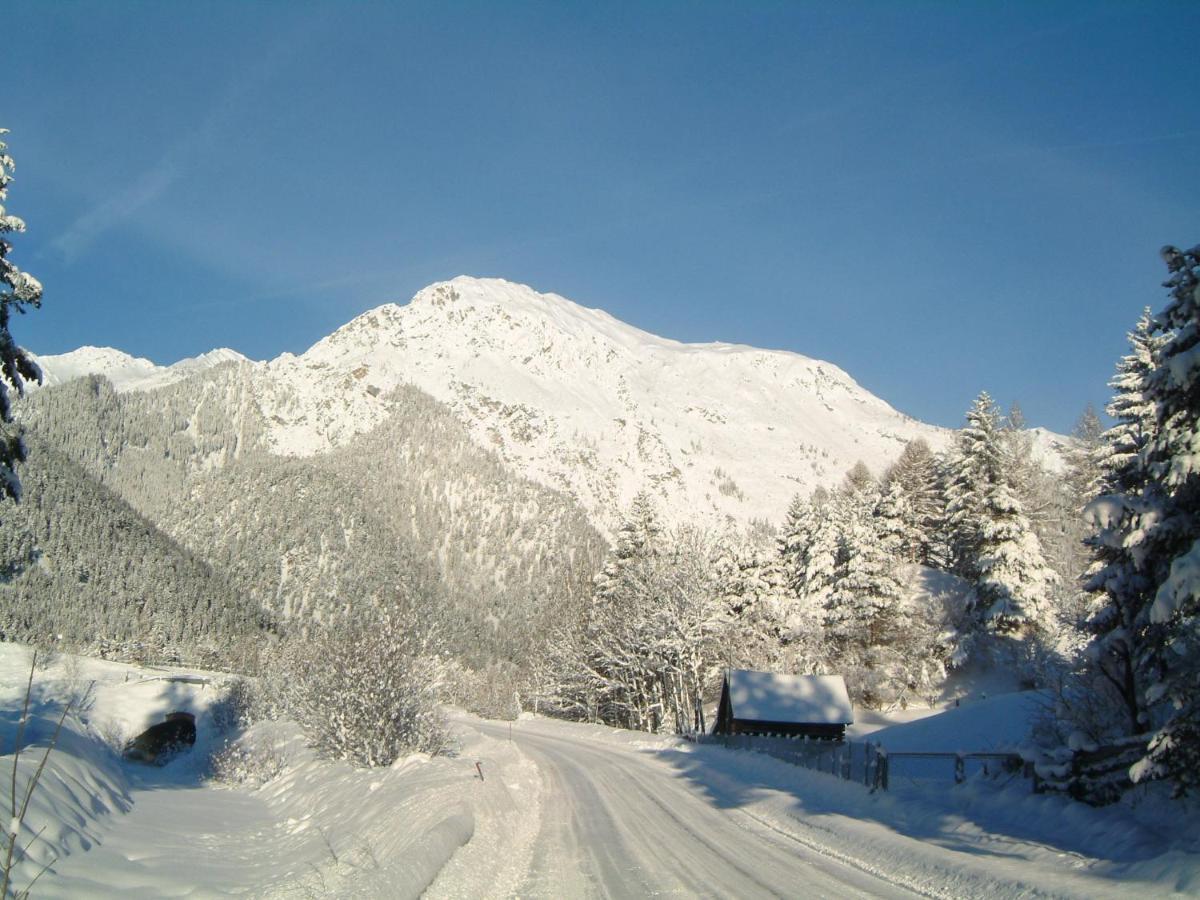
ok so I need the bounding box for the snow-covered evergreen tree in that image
[776,493,812,598]
[1082,310,1167,738]
[1065,405,1106,512]
[824,469,908,705]
[875,477,913,561]
[882,438,940,565]
[825,505,905,650]
[942,392,1005,581]
[1130,245,1200,793]
[1082,245,1200,796]
[1047,404,1108,636]
[796,486,839,609]
[0,129,42,499]
[940,392,1056,664]
[713,529,789,671]
[975,478,1057,633]
[1098,309,1167,492]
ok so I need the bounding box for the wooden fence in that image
[1030,736,1148,805]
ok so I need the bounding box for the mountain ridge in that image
[30,276,955,530]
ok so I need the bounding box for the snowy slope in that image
[33,277,958,530]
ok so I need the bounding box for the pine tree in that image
[0,129,43,499]
[593,490,662,605]
[777,493,811,597]
[942,392,1005,580]
[875,478,912,561]
[1000,402,1054,532]
[882,438,940,565]
[1044,404,1108,635]
[1130,245,1200,793]
[975,479,1057,633]
[824,481,908,706]
[1080,246,1200,797]
[941,392,1056,663]
[1065,405,1106,512]
[1083,311,1167,738]
[714,529,787,670]
[1099,309,1167,492]
[796,486,838,608]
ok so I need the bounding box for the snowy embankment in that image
[0,645,540,898]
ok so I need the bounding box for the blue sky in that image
[5,1,1198,432]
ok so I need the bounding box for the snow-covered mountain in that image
[31,346,248,393]
[33,277,951,530]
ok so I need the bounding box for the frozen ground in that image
[2,644,1197,898]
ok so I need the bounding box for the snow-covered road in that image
[472,718,920,899]
[5,636,1189,900]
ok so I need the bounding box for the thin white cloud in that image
[52,156,182,262]
[50,13,325,264]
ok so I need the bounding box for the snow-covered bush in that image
[272,608,449,766]
[209,737,289,787]
[208,676,256,735]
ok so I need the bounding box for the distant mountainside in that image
[14,369,605,663]
[33,277,961,532]
[15,276,1073,664]
[0,434,264,657]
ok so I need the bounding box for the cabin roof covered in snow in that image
[725,670,854,725]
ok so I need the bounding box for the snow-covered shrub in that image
[273,608,449,766]
[94,717,129,756]
[208,676,256,735]
[209,738,289,787]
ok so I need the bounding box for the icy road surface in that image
[471,718,920,899]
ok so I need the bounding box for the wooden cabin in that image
[713,670,854,740]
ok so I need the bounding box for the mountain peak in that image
[29,277,961,530]
[262,275,951,529]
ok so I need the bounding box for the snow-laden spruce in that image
[0,129,42,500]
[1077,243,1200,798]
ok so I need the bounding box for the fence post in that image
[955,753,965,785]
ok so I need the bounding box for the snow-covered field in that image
[2,644,1196,898]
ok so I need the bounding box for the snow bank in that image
[0,646,542,898]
